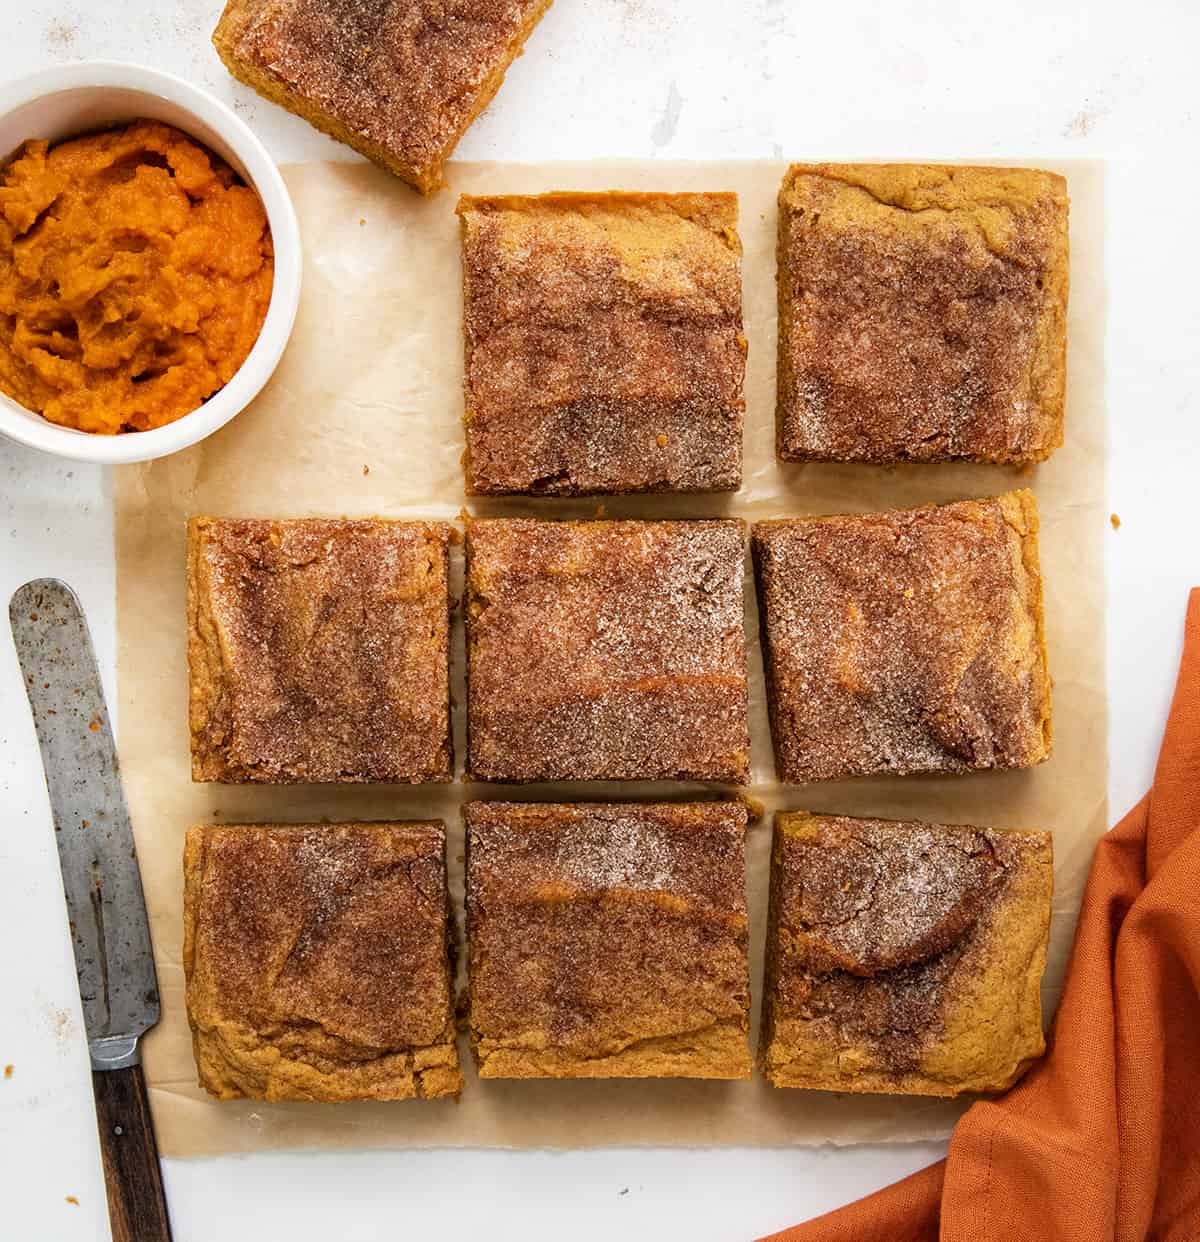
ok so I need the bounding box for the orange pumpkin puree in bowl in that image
[0,120,273,434]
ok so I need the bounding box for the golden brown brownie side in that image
[458,192,746,495]
[465,517,750,782]
[760,813,1052,1095]
[465,801,752,1078]
[213,0,554,193]
[183,821,461,1101]
[776,163,1069,464]
[752,490,1051,782]
[188,517,452,784]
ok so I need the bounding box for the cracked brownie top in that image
[761,812,1052,1096]
[752,490,1051,783]
[776,163,1069,464]
[465,516,750,783]
[183,821,461,1101]
[187,517,452,785]
[465,801,752,1078]
[458,192,746,495]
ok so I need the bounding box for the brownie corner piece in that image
[465,800,752,1079]
[760,811,1052,1095]
[776,162,1068,464]
[184,820,461,1101]
[465,517,750,782]
[213,0,555,193]
[459,191,746,495]
[187,516,452,784]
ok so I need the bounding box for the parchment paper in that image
[114,159,1106,1158]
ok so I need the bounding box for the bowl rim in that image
[0,59,301,466]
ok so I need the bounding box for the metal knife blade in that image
[9,578,160,1072]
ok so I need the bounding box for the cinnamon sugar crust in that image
[776,163,1069,464]
[457,192,746,495]
[752,490,1051,783]
[213,0,554,194]
[188,517,452,784]
[465,801,752,1078]
[184,821,461,1101]
[760,812,1052,1095]
[465,517,751,782]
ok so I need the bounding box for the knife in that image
[10,578,172,1242]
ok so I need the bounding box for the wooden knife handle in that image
[92,1065,173,1242]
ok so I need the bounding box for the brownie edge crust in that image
[465,801,752,1079]
[760,812,1052,1096]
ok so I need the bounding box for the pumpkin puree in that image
[0,120,273,434]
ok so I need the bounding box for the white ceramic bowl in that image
[0,61,301,464]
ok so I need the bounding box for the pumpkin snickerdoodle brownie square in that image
[184,820,461,1101]
[465,800,753,1079]
[464,516,751,783]
[458,192,746,495]
[213,0,554,194]
[752,489,1051,784]
[188,517,452,784]
[760,811,1053,1096]
[776,163,1069,464]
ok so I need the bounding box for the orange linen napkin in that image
[762,589,1200,1242]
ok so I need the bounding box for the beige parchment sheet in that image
[114,159,1106,1158]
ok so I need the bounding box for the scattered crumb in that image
[65,1196,79,1207]
[1065,97,1112,138]
[81,819,88,828]
[741,794,765,823]
[3,1065,12,1079]
[49,1009,72,1043]
[1110,512,1121,530]
[359,217,366,226]
[362,464,370,476]
[45,20,77,51]
[88,715,101,731]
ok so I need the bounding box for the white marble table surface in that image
[2,1,1197,1238]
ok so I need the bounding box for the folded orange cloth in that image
[762,589,1200,1242]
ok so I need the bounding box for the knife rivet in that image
[114,1125,123,1136]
